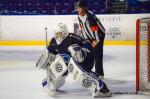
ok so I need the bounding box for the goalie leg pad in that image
[68,58,111,97]
[46,54,68,91]
[68,58,109,89]
[68,58,99,87]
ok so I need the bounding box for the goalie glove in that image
[36,48,56,70]
[68,44,87,63]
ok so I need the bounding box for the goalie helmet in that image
[54,23,69,44]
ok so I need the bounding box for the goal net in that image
[136,17,150,94]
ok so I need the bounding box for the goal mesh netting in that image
[136,17,150,93]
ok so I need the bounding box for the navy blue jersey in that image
[47,33,92,54]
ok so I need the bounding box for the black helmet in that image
[75,0,87,8]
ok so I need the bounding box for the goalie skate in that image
[41,79,63,97]
[92,83,111,98]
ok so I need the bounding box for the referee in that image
[75,0,105,78]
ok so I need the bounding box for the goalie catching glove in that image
[36,48,56,70]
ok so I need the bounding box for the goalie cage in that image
[136,17,150,95]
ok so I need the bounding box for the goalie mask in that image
[54,23,69,44]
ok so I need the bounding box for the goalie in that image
[36,23,111,98]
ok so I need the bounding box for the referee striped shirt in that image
[78,11,105,42]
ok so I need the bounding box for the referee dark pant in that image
[93,40,104,77]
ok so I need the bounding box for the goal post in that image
[148,22,150,82]
[136,17,150,94]
[136,19,140,93]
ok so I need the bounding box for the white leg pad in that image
[46,54,68,91]
[68,58,101,88]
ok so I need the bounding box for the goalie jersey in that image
[47,33,93,72]
[47,33,92,55]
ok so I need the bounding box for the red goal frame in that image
[136,18,150,93]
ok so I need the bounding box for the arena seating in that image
[128,0,150,14]
[0,0,149,15]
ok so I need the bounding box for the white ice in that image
[0,45,150,99]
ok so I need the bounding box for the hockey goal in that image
[136,17,150,94]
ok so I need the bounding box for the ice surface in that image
[0,46,149,99]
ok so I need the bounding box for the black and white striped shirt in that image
[78,11,105,42]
